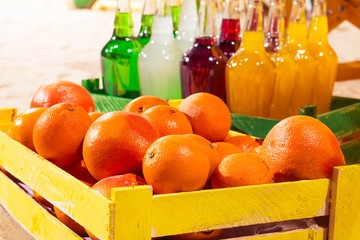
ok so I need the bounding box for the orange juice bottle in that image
[308,0,338,114]
[265,0,296,119]
[225,0,275,117]
[286,0,317,115]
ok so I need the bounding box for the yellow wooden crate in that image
[0,108,359,240]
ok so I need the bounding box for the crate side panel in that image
[229,227,325,240]
[0,171,82,240]
[91,93,132,112]
[340,138,360,164]
[0,108,17,123]
[151,179,330,237]
[329,164,360,240]
[0,132,114,240]
[318,102,360,139]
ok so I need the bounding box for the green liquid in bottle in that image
[101,12,142,98]
[171,5,182,37]
[137,14,154,47]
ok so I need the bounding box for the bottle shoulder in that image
[101,37,142,57]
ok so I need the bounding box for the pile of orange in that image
[5,80,347,240]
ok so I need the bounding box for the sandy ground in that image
[0,0,360,239]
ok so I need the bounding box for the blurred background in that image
[0,0,359,114]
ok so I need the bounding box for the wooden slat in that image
[230,114,279,139]
[0,132,115,240]
[340,138,360,164]
[111,186,153,239]
[0,108,17,133]
[227,227,325,240]
[151,179,330,237]
[329,164,360,240]
[317,102,360,139]
[0,171,82,240]
[336,61,360,81]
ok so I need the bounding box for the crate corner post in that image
[328,164,360,240]
[111,185,153,240]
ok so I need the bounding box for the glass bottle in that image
[308,0,338,114]
[180,0,227,101]
[100,0,142,98]
[225,0,275,117]
[170,0,182,37]
[175,0,198,52]
[138,0,183,100]
[218,0,242,60]
[214,0,224,40]
[264,0,297,119]
[286,0,317,115]
[137,0,156,47]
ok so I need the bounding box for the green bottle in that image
[170,0,182,37]
[137,0,156,47]
[100,0,142,98]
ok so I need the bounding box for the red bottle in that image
[180,0,227,101]
[219,0,242,60]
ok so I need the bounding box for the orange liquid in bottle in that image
[309,11,338,114]
[265,0,296,119]
[286,0,317,115]
[226,31,275,117]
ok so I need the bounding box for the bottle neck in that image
[195,36,217,46]
[139,14,154,36]
[220,18,241,42]
[243,0,263,32]
[196,0,217,38]
[308,0,329,43]
[113,12,135,37]
[241,31,266,50]
[289,0,306,24]
[265,0,286,52]
[151,15,175,41]
[178,0,198,32]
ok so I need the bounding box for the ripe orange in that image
[54,206,88,236]
[259,115,346,182]
[8,107,47,152]
[224,135,260,153]
[30,80,95,112]
[142,105,193,137]
[123,95,169,114]
[33,103,92,168]
[89,112,104,123]
[178,93,231,142]
[172,229,223,240]
[83,111,159,181]
[143,135,210,194]
[85,174,146,240]
[212,142,242,159]
[211,153,272,189]
[184,134,221,178]
[33,191,53,209]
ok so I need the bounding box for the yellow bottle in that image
[226,0,275,117]
[286,0,317,115]
[265,0,297,119]
[308,0,338,114]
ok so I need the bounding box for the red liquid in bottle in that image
[180,37,227,101]
[219,18,241,59]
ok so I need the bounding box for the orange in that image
[30,80,95,112]
[33,103,92,168]
[224,135,260,153]
[85,174,146,239]
[54,206,88,236]
[211,153,272,189]
[83,111,159,181]
[8,107,47,152]
[143,135,210,194]
[172,229,223,240]
[33,191,53,209]
[259,115,346,182]
[184,134,221,178]
[89,112,104,123]
[142,105,193,137]
[64,160,97,186]
[212,142,242,159]
[123,95,169,114]
[178,93,231,142]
